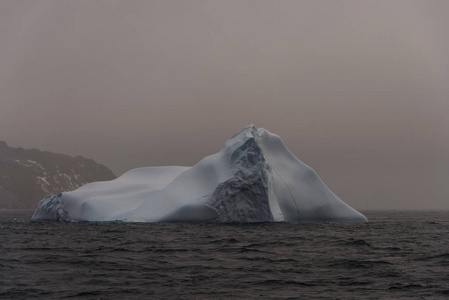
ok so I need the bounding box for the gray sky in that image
[1,0,448,210]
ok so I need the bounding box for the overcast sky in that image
[1,0,448,210]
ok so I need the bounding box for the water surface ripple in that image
[1,210,448,299]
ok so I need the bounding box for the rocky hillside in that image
[0,141,116,209]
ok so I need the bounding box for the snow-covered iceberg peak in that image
[32,125,367,223]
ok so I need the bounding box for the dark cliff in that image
[0,141,116,209]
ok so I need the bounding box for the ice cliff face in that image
[32,126,367,223]
[206,127,273,223]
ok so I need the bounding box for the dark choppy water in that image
[1,210,448,299]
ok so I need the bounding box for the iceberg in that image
[32,126,367,223]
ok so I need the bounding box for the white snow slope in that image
[32,126,367,223]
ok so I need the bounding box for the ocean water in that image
[1,210,448,299]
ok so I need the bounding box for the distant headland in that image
[0,141,115,209]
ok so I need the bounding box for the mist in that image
[1,0,448,210]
